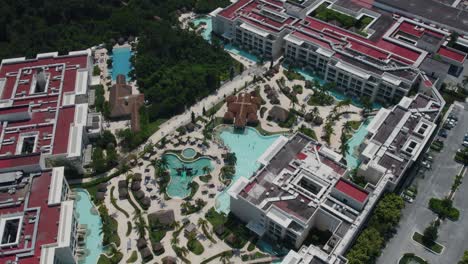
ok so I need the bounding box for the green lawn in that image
[412,232,443,253]
[126,251,138,263]
[399,253,428,264]
[187,239,205,255]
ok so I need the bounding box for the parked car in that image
[438,129,448,138]
[449,114,458,121]
[463,141,468,147]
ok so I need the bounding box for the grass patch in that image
[283,69,305,81]
[292,84,303,94]
[126,251,138,263]
[199,174,212,183]
[348,120,362,130]
[413,232,443,253]
[254,123,288,136]
[187,239,205,255]
[399,253,428,264]
[298,125,317,140]
[98,252,123,264]
[126,221,132,236]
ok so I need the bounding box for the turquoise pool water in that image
[165,153,213,198]
[193,17,212,42]
[257,238,289,256]
[182,148,197,159]
[215,127,280,214]
[111,47,132,81]
[345,118,372,169]
[294,68,382,109]
[75,189,104,264]
[224,44,259,62]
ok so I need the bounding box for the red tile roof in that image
[335,179,368,203]
[296,152,308,160]
[438,46,466,63]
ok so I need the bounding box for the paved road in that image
[377,102,468,264]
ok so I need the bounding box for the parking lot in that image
[377,102,468,264]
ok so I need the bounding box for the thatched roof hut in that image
[118,188,128,199]
[186,123,196,132]
[137,238,147,249]
[118,180,127,188]
[268,106,289,122]
[133,173,142,181]
[162,256,177,264]
[223,111,235,124]
[140,247,153,261]
[134,190,145,200]
[141,197,151,208]
[95,192,106,201]
[97,183,107,192]
[152,242,164,255]
[131,181,141,191]
[148,210,175,227]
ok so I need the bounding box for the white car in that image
[463,141,468,148]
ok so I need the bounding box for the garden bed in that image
[412,232,443,254]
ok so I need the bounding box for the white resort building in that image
[0,50,100,264]
[228,88,444,263]
[212,0,467,104]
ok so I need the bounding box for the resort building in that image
[357,93,443,190]
[224,92,260,128]
[225,85,443,263]
[109,74,144,132]
[0,50,95,263]
[212,0,467,103]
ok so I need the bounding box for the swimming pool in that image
[345,118,372,169]
[294,68,382,109]
[215,127,280,214]
[182,148,197,159]
[193,17,212,42]
[111,47,132,81]
[224,44,259,63]
[74,189,104,264]
[164,153,213,198]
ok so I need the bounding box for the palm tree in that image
[173,221,181,230]
[171,236,180,246]
[221,165,235,180]
[179,247,189,257]
[197,218,208,230]
[195,198,205,208]
[133,212,147,238]
[224,153,237,166]
[202,165,212,175]
[343,122,352,133]
[219,251,233,264]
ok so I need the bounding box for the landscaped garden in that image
[399,253,428,264]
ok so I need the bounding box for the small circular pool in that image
[182,148,197,159]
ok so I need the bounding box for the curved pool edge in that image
[163,153,214,199]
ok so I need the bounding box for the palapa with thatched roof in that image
[95,192,106,201]
[140,247,153,261]
[118,188,128,199]
[148,210,175,227]
[97,183,107,192]
[162,256,177,264]
[134,190,145,200]
[268,106,289,123]
[133,173,142,181]
[118,180,127,188]
[141,197,151,208]
[131,181,141,191]
[224,92,261,129]
[152,242,164,255]
[137,238,147,249]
